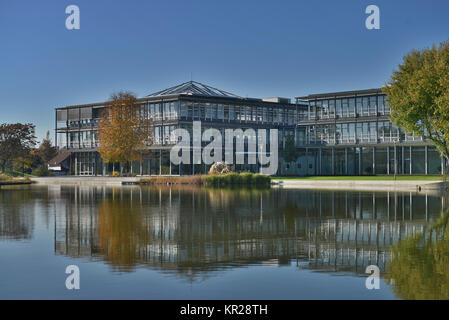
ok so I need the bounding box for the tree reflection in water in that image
[386,208,449,300]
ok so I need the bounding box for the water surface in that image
[0,185,447,299]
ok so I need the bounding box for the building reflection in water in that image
[52,186,448,282]
[0,187,36,240]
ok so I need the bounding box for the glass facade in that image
[56,86,447,176]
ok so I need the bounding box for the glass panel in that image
[412,146,426,174]
[329,99,335,118]
[375,147,387,175]
[336,99,342,117]
[348,98,355,116]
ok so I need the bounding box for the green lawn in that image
[0,170,36,178]
[272,175,445,181]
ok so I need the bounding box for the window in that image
[217,104,224,120]
[362,97,369,115]
[329,99,335,118]
[229,105,235,120]
[349,123,355,141]
[369,122,377,140]
[342,99,349,117]
[336,99,342,117]
[309,101,316,119]
[378,96,385,114]
[370,96,377,114]
[356,98,362,115]
[322,100,329,118]
[223,105,229,120]
[348,98,355,116]
[316,100,322,119]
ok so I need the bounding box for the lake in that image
[0,185,448,300]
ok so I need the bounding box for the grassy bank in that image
[0,173,32,185]
[140,173,271,187]
[0,170,36,178]
[272,175,445,181]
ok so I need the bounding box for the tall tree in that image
[37,131,58,163]
[97,92,153,174]
[0,123,37,173]
[383,40,449,164]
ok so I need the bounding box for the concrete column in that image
[394,146,398,174]
[159,150,162,175]
[372,147,376,175]
[345,148,348,175]
[93,153,97,176]
[425,146,428,175]
[74,155,78,176]
[140,160,143,176]
[409,146,412,175]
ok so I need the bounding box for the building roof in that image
[147,81,242,98]
[48,152,71,166]
[296,88,383,100]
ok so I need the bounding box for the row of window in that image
[303,95,390,120]
[62,119,423,149]
[296,121,422,146]
[60,95,390,130]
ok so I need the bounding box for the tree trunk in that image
[441,150,449,183]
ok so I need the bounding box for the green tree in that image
[37,131,57,163]
[383,40,449,164]
[0,123,37,173]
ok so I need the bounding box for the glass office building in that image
[55,81,299,176]
[286,89,446,176]
[54,83,446,176]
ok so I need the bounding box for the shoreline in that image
[272,179,448,193]
[28,176,449,193]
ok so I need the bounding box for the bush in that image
[202,172,270,187]
[32,165,52,177]
[240,172,253,184]
[252,173,271,186]
[111,171,120,177]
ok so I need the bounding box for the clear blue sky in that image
[1,0,448,141]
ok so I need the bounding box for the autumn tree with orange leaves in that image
[98,92,152,175]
